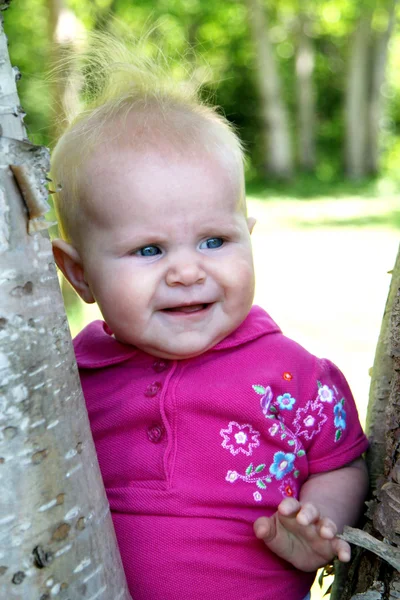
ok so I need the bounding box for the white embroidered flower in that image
[220,422,260,456]
[269,422,279,436]
[318,384,335,403]
[234,431,248,445]
[226,470,239,483]
[303,415,315,428]
[293,400,328,440]
[253,491,262,502]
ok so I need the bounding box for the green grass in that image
[246,176,400,231]
[247,174,400,200]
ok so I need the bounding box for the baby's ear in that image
[247,217,256,234]
[52,239,95,304]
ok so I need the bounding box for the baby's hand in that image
[253,497,351,572]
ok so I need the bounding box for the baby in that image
[51,38,368,600]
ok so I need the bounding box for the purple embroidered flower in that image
[293,400,328,440]
[269,422,280,436]
[318,384,335,403]
[252,384,274,416]
[334,401,346,429]
[276,392,296,410]
[226,470,239,483]
[220,422,260,456]
[253,491,263,502]
[279,478,297,498]
[269,451,296,480]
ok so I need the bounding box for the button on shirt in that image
[74,306,369,600]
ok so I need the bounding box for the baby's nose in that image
[165,259,206,287]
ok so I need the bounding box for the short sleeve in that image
[288,358,369,475]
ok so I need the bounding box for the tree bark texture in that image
[245,0,293,180]
[330,244,400,600]
[344,12,373,179]
[0,5,131,599]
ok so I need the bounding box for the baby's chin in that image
[133,335,226,360]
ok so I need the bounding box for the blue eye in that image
[201,237,224,250]
[138,245,161,257]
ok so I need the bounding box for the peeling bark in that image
[0,5,130,599]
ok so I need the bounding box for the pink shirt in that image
[74,306,368,600]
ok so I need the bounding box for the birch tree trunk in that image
[0,4,131,599]
[344,11,373,179]
[330,244,400,599]
[245,0,293,180]
[367,0,397,175]
[295,5,316,172]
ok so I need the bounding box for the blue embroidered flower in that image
[276,392,296,410]
[269,451,296,480]
[334,402,346,429]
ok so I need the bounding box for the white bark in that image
[245,0,293,179]
[0,5,130,599]
[344,13,372,179]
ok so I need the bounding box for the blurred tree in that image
[367,0,398,174]
[0,3,130,598]
[344,0,397,179]
[244,0,293,179]
[344,7,373,179]
[295,1,316,171]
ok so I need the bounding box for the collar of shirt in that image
[73,305,281,369]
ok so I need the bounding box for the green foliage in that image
[5,0,400,179]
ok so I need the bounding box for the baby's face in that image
[77,144,255,359]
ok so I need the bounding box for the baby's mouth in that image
[162,303,210,314]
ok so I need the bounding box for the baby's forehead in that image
[77,139,245,233]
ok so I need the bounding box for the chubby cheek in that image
[87,265,149,317]
[224,255,255,300]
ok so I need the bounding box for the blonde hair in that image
[50,32,246,242]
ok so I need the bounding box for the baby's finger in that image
[277,497,301,517]
[254,516,273,540]
[332,537,351,562]
[318,517,337,540]
[296,502,320,526]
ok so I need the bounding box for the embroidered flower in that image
[253,491,263,502]
[334,401,346,430]
[253,384,274,416]
[269,451,296,480]
[293,400,327,440]
[235,431,248,445]
[226,470,239,483]
[279,478,297,498]
[303,415,315,428]
[220,422,260,456]
[318,384,335,403]
[276,392,296,410]
[269,422,280,436]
